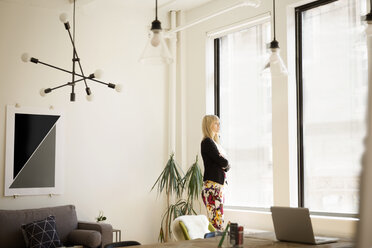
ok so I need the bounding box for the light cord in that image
[273,0,276,40]
[71,0,76,95]
[155,0,158,20]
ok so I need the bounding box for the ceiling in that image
[157,0,213,11]
[109,0,214,11]
[0,0,214,11]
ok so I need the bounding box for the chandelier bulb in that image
[115,84,123,93]
[94,69,103,79]
[40,88,46,97]
[86,93,94,102]
[21,53,30,63]
[59,13,69,23]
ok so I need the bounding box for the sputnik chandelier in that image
[21,0,121,102]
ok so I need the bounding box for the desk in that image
[128,233,352,248]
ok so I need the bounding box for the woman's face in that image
[211,120,220,134]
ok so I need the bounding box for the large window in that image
[214,18,273,208]
[296,0,367,215]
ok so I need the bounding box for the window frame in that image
[295,0,361,218]
[214,38,221,118]
[212,0,363,217]
[212,16,273,211]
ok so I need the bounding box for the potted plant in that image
[152,154,203,242]
[95,210,107,223]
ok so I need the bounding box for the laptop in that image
[271,206,339,245]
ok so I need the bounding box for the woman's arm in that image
[201,138,229,168]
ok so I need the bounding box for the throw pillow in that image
[21,215,62,248]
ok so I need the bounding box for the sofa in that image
[0,205,113,248]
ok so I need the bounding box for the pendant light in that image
[139,0,173,64]
[21,0,122,102]
[364,0,372,23]
[262,0,288,76]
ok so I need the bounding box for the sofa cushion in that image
[68,229,101,248]
[0,205,78,248]
[21,215,62,248]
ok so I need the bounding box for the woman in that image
[200,115,230,230]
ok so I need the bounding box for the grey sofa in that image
[0,205,113,248]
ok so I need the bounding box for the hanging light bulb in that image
[363,0,372,24]
[151,31,161,47]
[139,0,173,64]
[262,41,287,76]
[262,0,287,77]
[59,13,68,23]
[86,93,94,102]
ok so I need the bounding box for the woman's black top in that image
[201,137,229,185]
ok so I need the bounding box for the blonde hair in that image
[202,115,220,144]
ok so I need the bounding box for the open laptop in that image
[271,206,339,245]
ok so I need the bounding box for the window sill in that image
[224,207,358,238]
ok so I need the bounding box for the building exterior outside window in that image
[296,0,367,215]
[215,19,273,209]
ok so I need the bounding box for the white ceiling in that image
[115,0,214,11]
[157,0,213,11]
[0,0,213,11]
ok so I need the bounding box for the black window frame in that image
[213,0,361,217]
[214,38,220,118]
[213,31,272,212]
[295,0,359,218]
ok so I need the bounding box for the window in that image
[296,0,367,215]
[214,18,273,208]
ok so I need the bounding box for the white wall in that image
[0,0,170,244]
[183,0,359,238]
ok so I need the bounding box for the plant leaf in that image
[151,153,184,198]
[183,155,203,201]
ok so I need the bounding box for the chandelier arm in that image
[34,59,100,82]
[76,56,89,88]
[32,58,115,87]
[36,60,74,75]
[72,43,76,84]
[86,77,112,86]
[70,0,77,101]
[50,78,87,101]
[66,28,89,89]
[49,81,78,91]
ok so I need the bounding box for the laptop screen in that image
[271,206,316,244]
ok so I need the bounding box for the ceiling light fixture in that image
[364,0,372,23]
[139,0,173,64]
[262,0,288,76]
[21,0,122,102]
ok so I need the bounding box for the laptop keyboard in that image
[314,237,338,244]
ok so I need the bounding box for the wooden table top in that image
[128,232,353,248]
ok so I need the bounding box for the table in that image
[113,228,122,242]
[126,232,353,248]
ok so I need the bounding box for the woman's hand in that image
[223,164,231,172]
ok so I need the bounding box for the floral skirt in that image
[201,180,224,230]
